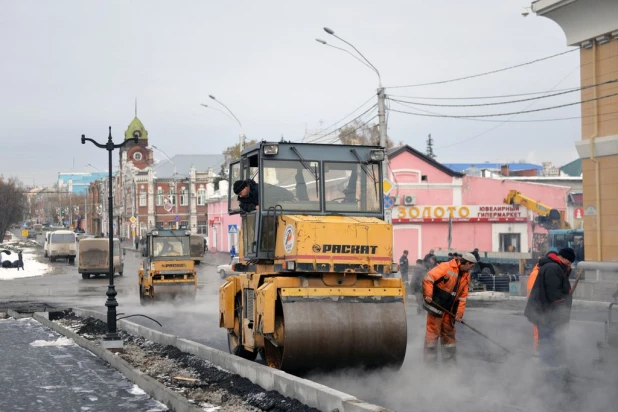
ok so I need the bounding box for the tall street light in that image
[200,104,235,122]
[207,95,245,151]
[81,127,137,349]
[151,145,177,176]
[318,27,388,174]
[86,163,102,173]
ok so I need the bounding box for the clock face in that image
[133,152,143,161]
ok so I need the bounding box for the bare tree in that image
[0,177,27,243]
[337,120,394,147]
[221,139,258,175]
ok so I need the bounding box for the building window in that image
[169,187,176,205]
[499,233,521,253]
[197,188,206,206]
[168,221,175,229]
[197,220,207,234]
[139,190,147,207]
[156,188,163,206]
[180,188,188,206]
[180,220,189,229]
[156,221,164,229]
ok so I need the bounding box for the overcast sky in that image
[0,0,581,186]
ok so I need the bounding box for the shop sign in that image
[392,205,527,223]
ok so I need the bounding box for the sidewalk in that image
[0,316,167,412]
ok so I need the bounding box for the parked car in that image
[217,256,239,278]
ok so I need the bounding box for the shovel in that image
[429,300,512,354]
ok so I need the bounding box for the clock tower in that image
[120,110,153,171]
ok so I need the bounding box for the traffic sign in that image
[129,216,136,223]
[384,195,394,209]
[383,178,394,195]
[384,209,392,224]
[131,223,136,229]
[228,224,238,234]
[174,215,180,222]
[574,208,584,219]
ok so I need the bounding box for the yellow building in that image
[533,0,618,263]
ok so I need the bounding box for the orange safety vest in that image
[422,259,470,318]
[527,264,540,297]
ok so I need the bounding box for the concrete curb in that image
[31,312,203,412]
[508,295,614,309]
[7,309,32,319]
[73,307,392,412]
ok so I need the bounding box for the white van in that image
[47,230,77,263]
[44,232,52,257]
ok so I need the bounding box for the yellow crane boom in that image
[503,190,570,230]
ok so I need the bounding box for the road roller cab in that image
[219,141,407,373]
[138,229,197,304]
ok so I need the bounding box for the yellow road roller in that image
[139,229,197,303]
[219,141,407,373]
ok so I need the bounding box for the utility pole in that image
[377,87,388,178]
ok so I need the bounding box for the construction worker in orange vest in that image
[527,263,540,351]
[423,252,477,364]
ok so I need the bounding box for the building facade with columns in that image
[532,0,618,262]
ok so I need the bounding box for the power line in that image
[387,53,618,100]
[301,94,376,142]
[386,48,578,89]
[322,115,379,145]
[389,103,618,123]
[390,78,618,108]
[388,90,618,119]
[433,66,581,149]
[389,87,580,100]
[304,104,378,144]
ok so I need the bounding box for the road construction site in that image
[1,241,617,412]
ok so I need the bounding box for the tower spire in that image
[134,97,138,117]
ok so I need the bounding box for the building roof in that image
[153,154,225,178]
[124,116,148,141]
[441,162,543,174]
[560,158,582,177]
[387,146,464,177]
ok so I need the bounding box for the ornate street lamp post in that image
[81,127,137,348]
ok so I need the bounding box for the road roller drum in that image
[263,300,407,373]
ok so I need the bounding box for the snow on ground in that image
[0,232,52,281]
[128,385,146,396]
[30,336,76,347]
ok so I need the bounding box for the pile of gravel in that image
[55,312,319,412]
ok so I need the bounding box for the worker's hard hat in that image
[460,252,477,264]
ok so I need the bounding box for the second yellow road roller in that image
[219,141,407,373]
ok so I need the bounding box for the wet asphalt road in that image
[2,233,617,412]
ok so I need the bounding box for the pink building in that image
[206,180,241,254]
[387,146,571,262]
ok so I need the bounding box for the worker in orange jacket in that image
[527,263,540,351]
[422,252,477,364]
